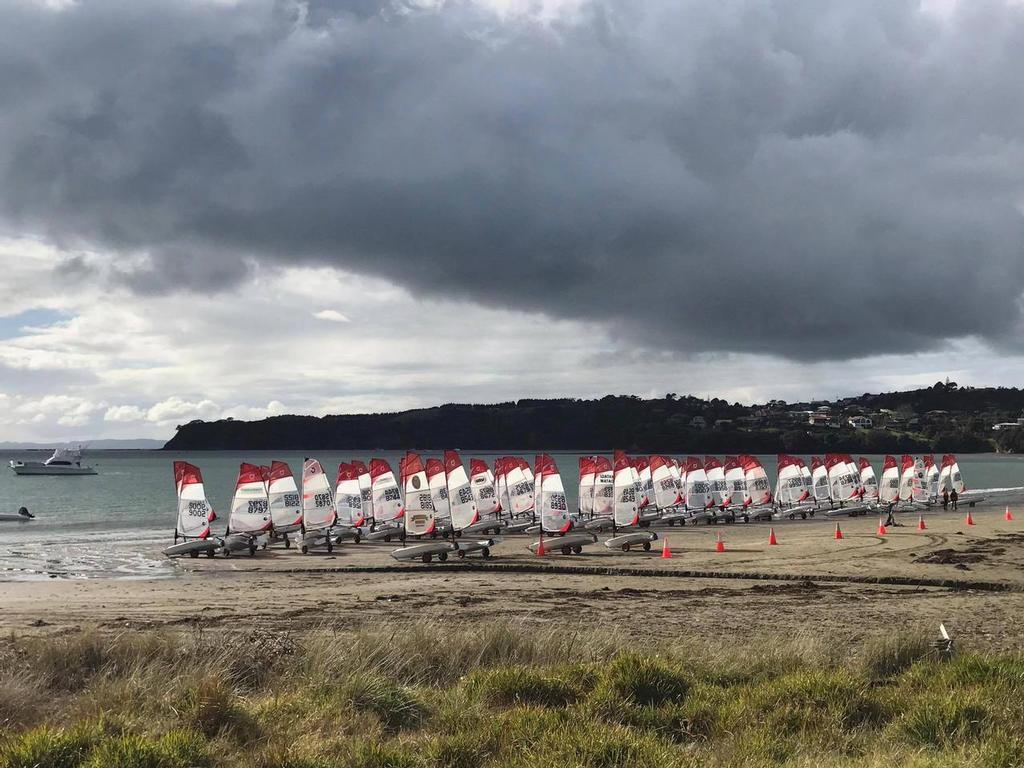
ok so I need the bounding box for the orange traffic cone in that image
[661,537,672,559]
[966,510,974,526]
[877,518,887,536]
[917,515,926,531]
[768,527,778,546]
[834,522,843,540]
[536,537,546,556]
[1006,507,1014,522]
[715,532,725,553]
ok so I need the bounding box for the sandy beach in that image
[6,499,1024,650]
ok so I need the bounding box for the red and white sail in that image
[810,457,830,503]
[649,455,680,511]
[898,455,916,502]
[426,458,451,525]
[592,456,614,519]
[369,458,404,524]
[684,456,712,510]
[578,456,596,516]
[402,452,435,536]
[493,458,512,515]
[741,455,772,506]
[173,461,215,539]
[229,463,271,534]
[798,458,813,499]
[469,458,500,517]
[443,451,478,531]
[302,458,336,532]
[504,458,534,516]
[858,458,879,502]
[825,453,858,503]
[878,455,900,504]
[940,454,965,493]
[923,455,940,499]
[911,457,929,503]
[612,450,639,527]
[633,457,653,509]
[724,456,747,507]
[537,454,572,533]
[334,462,365,527]
[267,460,302,532]
[352,460,374,525]
[775,454,808,506]
[704,456,729,508]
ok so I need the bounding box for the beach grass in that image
[1,621,1023,767]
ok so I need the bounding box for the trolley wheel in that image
[284,536,291,549]
[481,547,491,558]
[206,550,215,559]
[189,550,199,559]
[572,545,582,554]
[248,545,257,556]
[421,553,432,564]
[223,549,231,558]
[301,544,309,554]
[455,530,463,538]
[621,543,631,552]
[383,535,392,543]
[438,551,448,562]
[456,549,466,559]
[326,540,333,553]
[667,520,676,526]
[642,542,652,552]
[561,545,572,555]
[800,512,807,520]
[809,510,816,518]
[353,533,361,544]
[789,513,795,520]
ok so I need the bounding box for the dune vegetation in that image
[1,621,1023,767]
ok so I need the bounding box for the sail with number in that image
[402,452,435,536]
[799,458,813,499]
[301,458,336,532]
[370,458,404,524]
[741,455,772,506]
[811,457,830,503]
[941,454,965,493]
[444,451,478,530]
[649,456,679,512]
[504,459,534,516]
[174,461,216,539]
[878,455,900,504]
[267,461,302,533]
[775,455,807,506]
[724,456,747,507]
[228,463,271,534]
[634,457,653,510]
[898,455,916,502]
[612,450,639,527]
[426,459,451,526]
[825,454,858,503]
[923,455,940,499]
[537,454,572,533]
[469,458,500,517]
[684,456,712,510]
[578,456,596,516]
[592,456,614,519]
[911,457,929,503]
[334,463,365,527]
[858,458,879,502]
[705,456,729,508]
[493,459,512,515]
[352,460,374,525]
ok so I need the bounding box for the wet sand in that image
[5,499,1024,650]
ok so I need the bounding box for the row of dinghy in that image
[164,451,969,562]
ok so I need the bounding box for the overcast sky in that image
[2,0,1023,442]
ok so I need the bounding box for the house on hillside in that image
[848,416,873,429]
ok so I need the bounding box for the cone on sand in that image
[715,532,725,553]
[966,510,975,526]
[1006,506,1014,522]
[661,537,672,559]
[834,522,843,540]
[877,518,887,536]
[917,515,926,531]
[768,527,778,546]
[536,536,546,556]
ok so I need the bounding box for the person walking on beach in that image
[942,489,949,510]
[950,489,959,510]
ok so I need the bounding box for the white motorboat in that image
[10,446,97,476]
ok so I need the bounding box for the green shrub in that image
[177,676,257,740]
[595,654,689,708]
[0,725,96,768]
[898,696,989,747]
[466,666,588,708]
[337,674,426,732]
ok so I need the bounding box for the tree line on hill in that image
[163,383,1023,452]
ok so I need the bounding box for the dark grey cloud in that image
[2,0,1024,360]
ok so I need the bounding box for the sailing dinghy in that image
[443,451,498,553]
[773,454,814,518]
[468,458,503,531]
[164,461,221,557]
[267,461,302,548]
[878,455,900,507]
[222,463,272,555]
[426,458,453,535]
[649,455,684,523]
[858,458,880,504]
[738,455,773,521]
[528,454,596,554]
[578,456,596,519]
[333,462,366,542]
[298,458,338,553]
[604,451,659,551]
[704,456,731,517]
[362,458,405,541]
[392,452,461,562]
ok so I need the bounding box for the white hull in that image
[10,462,96,476]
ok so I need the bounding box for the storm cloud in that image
[3,0,1024,360]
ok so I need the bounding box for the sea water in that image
[0,450,1021,580]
